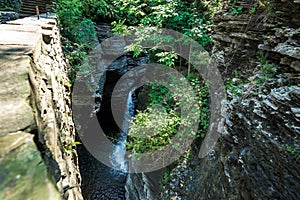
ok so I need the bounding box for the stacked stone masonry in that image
[0,16,83,200]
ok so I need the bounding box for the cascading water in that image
[76,23,148,199]
[110,91,135,173]
[77,69,140,199]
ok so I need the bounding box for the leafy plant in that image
[111,0,213,48]
[223,70,244,97]
[111,19,133,36]
[156,51,178,67]
[255,51,277,84]
[257,50,268,65]
[126,101,181,155]
[286,144,300,160]
[249,7,256,14]
[231,6,243,15]
[126,74,209,158]
[56,0,97,84]
[161,171,170,190]
[255,64,276,84]
[63,139,82,152]
[82,0,114,21]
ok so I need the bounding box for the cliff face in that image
[126,0,300,199]
[161,0,300,199]
[212,0,300,75]
[0,17,83,200]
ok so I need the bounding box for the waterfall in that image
[110,91,135,172]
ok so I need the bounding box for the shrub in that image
[126,75,209,158]
[56,0,97,84]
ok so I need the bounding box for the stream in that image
[75,22,150,199]
[76,54,145,199]
[78,69,137,199]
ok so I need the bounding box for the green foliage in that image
[224,53,278,99]
[156,51,178,67]
[249,7,256,14]
[110,0,214,78]
[257,50,268,65]
[112,0,213,47]
[56,0,82,41]
[255,63,276,84]
[56,0,219,85]
[126,107,181,155]
[255,51,277,84]
[201,0,223,17]
[126,75,209,157]
[0,0,22,12]
[126,82,180,155]
[187,76,209,138]
[147,84,173,107]
[0,5,15,11]
[63,139,82,152]
[111,19,133,36]
[285,144,300,160]
[82,0,114,21]
[56,0,217,84]
[56,0,97,84]
[161,171,170,190]
[231,6,243,15]
[224,70,244,97]
[224,80,243,97]
[56,0,96,47]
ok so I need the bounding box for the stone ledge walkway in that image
[0,17,60,200]
[0,15,57,136]
[0,15,81,200]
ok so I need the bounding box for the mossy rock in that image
[0,139,61,200]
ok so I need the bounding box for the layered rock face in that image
[212,0,300,75]
[161,0,300,199]
[125,0,299,199]
[0,17,83,199]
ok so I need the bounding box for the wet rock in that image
[291,60,300,72]
[125,170,163,200]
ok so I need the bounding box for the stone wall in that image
[0,16,83,200]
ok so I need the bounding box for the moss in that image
[0,140,60,200]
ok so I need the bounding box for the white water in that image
[110,91,134,172]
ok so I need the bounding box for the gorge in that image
[0,0,299,200]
